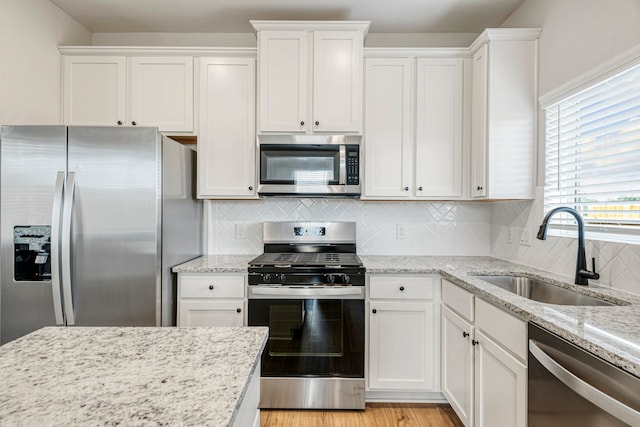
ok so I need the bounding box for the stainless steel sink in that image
[474,275,615,306]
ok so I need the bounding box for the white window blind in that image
[544,61,640,238]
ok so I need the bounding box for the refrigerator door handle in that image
[50,171,66,325]
[61,172,76,325]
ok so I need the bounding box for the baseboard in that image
[365,390,448,403]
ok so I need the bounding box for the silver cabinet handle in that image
[50,172,66,325]
[61,172,77,325]
[529,339,640,425]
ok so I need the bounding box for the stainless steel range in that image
[247,221,365,410]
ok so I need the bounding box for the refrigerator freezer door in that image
[67,126,160,326]
[1,126,68,344]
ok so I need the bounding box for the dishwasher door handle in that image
[529,339,640,425]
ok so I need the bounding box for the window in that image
[544,61,640,242]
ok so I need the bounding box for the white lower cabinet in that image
[441,280,527,427]
[368,275,441,396]
[177,273,246,327]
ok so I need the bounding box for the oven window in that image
[248,298,364,378]
[260,145,340,185]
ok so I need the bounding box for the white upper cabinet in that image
[469,29,541,199]
[198,57,257,199]
[363,55,466,200]
[253,21,369,134]
[128,57,194,132]
[363,58,413,198]
[63,54,194,133]
[63,56,126,127]
[257,30,309,132]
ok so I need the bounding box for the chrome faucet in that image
[536,206,600,286]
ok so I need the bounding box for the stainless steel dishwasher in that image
[528,323,640,426]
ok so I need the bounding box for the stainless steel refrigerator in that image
[0,126,202,344]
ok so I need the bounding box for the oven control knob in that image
[278,273,287,283]
[262,273,272,283]
[341,274,351,284]
[325,274,336,284]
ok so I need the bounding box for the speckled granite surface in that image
[0,326,267,426]
[172,255,258,273]
[361,255,640,378]
[174,255,640,378]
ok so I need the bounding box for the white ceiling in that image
[49,0,526,34]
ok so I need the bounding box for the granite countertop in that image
[361,255,640,378]
[0,326,268,426]
[172,255,258,273]
[173,254,640,378]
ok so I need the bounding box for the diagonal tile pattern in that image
[206,199,491,256]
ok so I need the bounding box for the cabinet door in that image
[63,56,126,126]
[474,330,527,427]
[198,57,256,198]
[257,30,308,132]
[313,30,363,132]
[369,301,437,391]
[470,44,488,198]
[128,57,194,132]
[442,306,474,427]
[178,300,244,327]
[415,58,464,198]
[363,58,413,198]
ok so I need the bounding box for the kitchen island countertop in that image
[0,326,268,426]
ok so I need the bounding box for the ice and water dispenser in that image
[14,225,51,281]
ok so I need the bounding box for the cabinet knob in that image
[472,339,479,346]
[300,121,305,126]
[236,308,242,313]
[315,121,320,126]
[372,308,377,314]
[117,121,123,125]
[404,186,409,191]
[131,121,137,126]
[248,186,253,191]
[418,186,423,191]
[399,286,405,291]
[208,285,214,290]
[463,331,470,338]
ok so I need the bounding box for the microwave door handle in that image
[529,339,640,425]
[339,145,346,185]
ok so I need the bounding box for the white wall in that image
[0,0,91,124]
[206,199,491,256]
[491,0,640,295]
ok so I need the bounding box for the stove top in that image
[248,252,363,268]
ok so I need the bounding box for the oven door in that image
[248,285,366,409]
[248,286,364,378]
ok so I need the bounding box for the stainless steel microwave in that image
[257,135,361,197]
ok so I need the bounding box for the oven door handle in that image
[251,287,363,297]
[529,339,640,425]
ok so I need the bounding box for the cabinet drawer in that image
[180,274,245,299]
[475,298,527,362]
[370,276,435,300]
[442,280,474,322]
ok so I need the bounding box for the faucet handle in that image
[591,257,600,280]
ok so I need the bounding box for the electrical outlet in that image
[396,224,407,239]
[235,224,246,239]
[520,229,531,246]
[506,227,514,244]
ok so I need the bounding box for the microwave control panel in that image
[346,145,359,185]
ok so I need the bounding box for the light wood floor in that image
[260,403,465,427]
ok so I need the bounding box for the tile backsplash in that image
[491,187,640,296]
[205,199,491,256]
